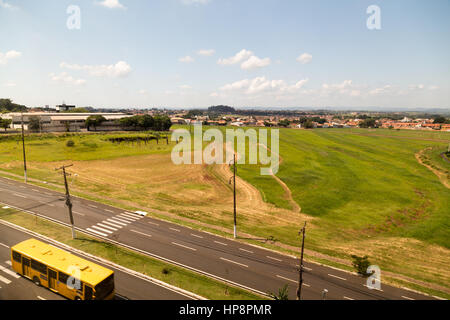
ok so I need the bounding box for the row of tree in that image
[0,99,28,113]
[85,114,172,132]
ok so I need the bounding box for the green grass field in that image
[1,128,449,296]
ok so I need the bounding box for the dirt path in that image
[416,148,450,189]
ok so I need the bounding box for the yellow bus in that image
[11,238,115,300]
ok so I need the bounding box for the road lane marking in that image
[0,242,9,249]
[214,241,227,246]
[328,274,347,281]
[88,204,98,208]
[296,265,312,271]
[86,228,108,237]
[103,220,123,228]
[402,296,415,300]
[170,228,181,232]
[110,217,131,224]
[0,265,20,278]
[121,212,141,220]
[5,261,12,266]
[37,296,46,300]
[73,211,85,216]
[276,275,296,283]
[363,284,383,292]
[172,242,197,251]
[104,209,114,213]
[13,193,27,198]
[220,257,248,268]
[91,226,113,234]
[44,192,52,196]
[0,274,11,284]
[239,248,253,254]
[32,189,39,192]
[97,223,118,231]
[191,234,203,239]
[107,219,127,226]
[130,229,152,238]
[267,256,282,262]
[343,296,354,300]
[148,221,159,226]
[116,215,138,222]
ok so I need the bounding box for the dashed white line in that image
[37,296,46,300]
[170,228,181,232]
[88,204,98,208]
[343,296,354,300]
[402,296,415,300]
[130,229,152,238]
[104,209,114,213]
[86,228,108,237]
[148,221,159,226]
[0,242,9,249]
[32,189,39,192]
[328,274,347,281]
[220,257,248,268]
[13,193,27,198]
[91,225,113,234]
[172,242,197,251]
[296,265,312,271]
[191,234,203,239]
[239,248,253,254]
[97,223,118,231]
[102,220,123,229]
[0,274,12,284]
[73,211,85,216]
[214,241,227,246]
[275,275,310,287]
[267,256,282,262]
[0,265,20,278]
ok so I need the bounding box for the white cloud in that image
[0,50,22,65]
[139,89,148,95]
[0,0,18,10]
[50,72,86,86]
[179,56,194,63]
[408,84,425,90]
[97,0,126,9]
[197,49,215,56]
[428,85,439,91]
[296,53,312,64]
[220,77,308,95]
[240,56,271,70]
[60,61,132,78]
[4,82,16,87]
[181,0,210,5]
[179,84,192,89]
[218,49,253,66]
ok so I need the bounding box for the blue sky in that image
[0,0,449,109]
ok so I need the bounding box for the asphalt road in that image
[0,221,193,300]
[0,176,437,300]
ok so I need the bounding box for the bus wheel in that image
[75,297,82,301]
[33,276,41,286]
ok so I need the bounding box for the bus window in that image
[94,274,114,300]
[12,251,21,263]
[85,285,93,300]
[31,259,47,274]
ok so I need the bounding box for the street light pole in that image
[297,222,307,300]
[21,113,27,184]
[56,164,76,239]
[229,154,237,239]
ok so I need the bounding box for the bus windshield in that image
[95,274,114,299]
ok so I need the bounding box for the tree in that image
[85,115,106,131]
[304,120,314,129]
[138,115,155,130]
[65,107,89,113]
[269,284,289,300]
[359,118,377,128]
[0,118,12,131]
[278,119,291,127]
[0,98,28,113]
[28,116,41,132]
[153,115,172,131]
[433,116,447,124]
[351,255,371,277]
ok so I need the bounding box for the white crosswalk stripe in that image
[85,212,142,238]
[86,228,108,237]
[116,215,138,222]
[110,216,132,224]
[0,265,20,279]
[91,225,113,234]
[0,274,12,284]
[102,221,123,229]
[121,212,142,220]
[107,219,127,226]
[5,261,12,266]
[97,223,118,231]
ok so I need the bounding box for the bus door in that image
[85,285,93,300]
[22,257,31,278]
[48,268,58,291]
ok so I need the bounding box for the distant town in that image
[0,99,449,133]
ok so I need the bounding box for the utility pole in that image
[56,164,76,239]
[21,113,27,184]
[229,154,237,239]
[296,222,307,300]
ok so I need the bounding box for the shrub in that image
[66,140,75,147]
[351,255,371,277]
